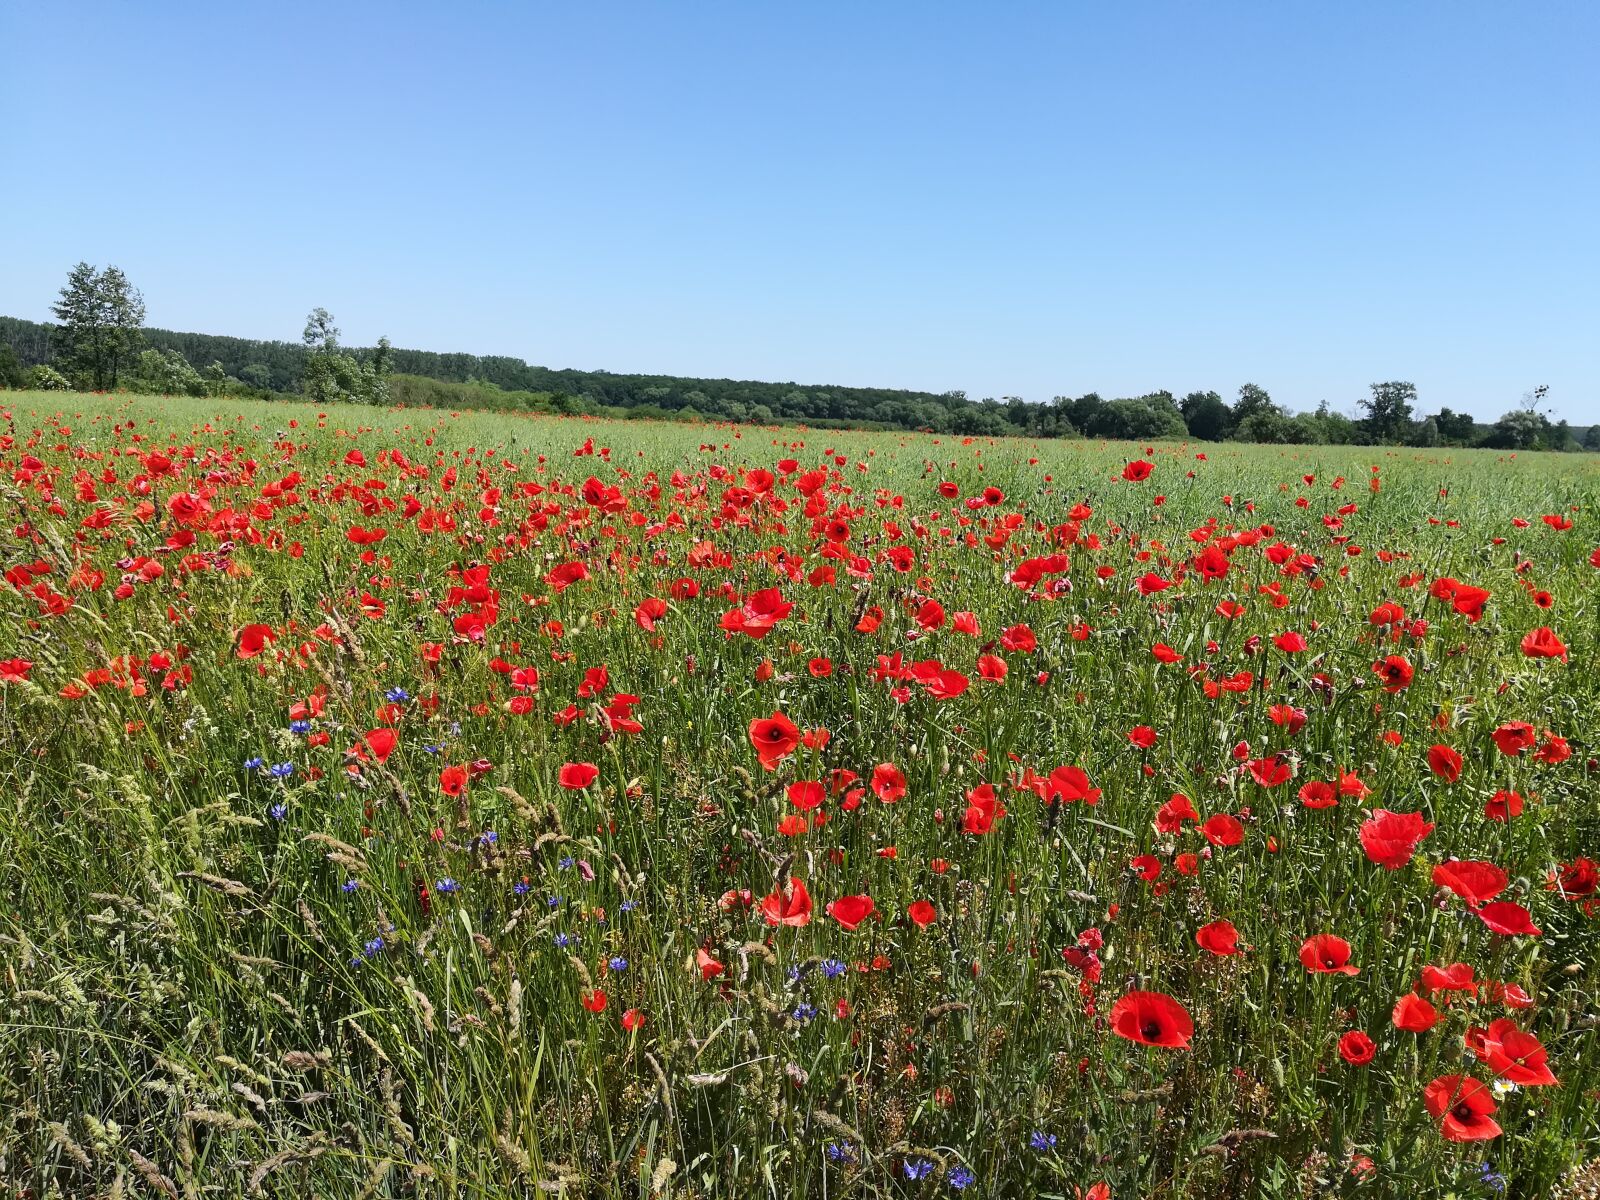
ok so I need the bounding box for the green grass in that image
[1,390,1597,1198]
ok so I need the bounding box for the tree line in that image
[2,263,1594,451]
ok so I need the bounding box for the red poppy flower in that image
[1109,990,1192,1049]
[237,624,275,659]
[1273,631,1307,653]
[1490,721,1537,756]
[1247,756,1293,788]
[1339,1030,1376,1066]
[439,765,468,797]
[1049,766,1102,806]
[1423,1075,1501,1142]
[907,900,937,928]
[558,762,599,789]
[1195,919,1239,956]
[828,894,876,930]
[1300,934,1359,976]
[1426,744,1463,782]
[1549,857,1599,899]
[1128,725,1157,749]
[362,728,398,763]
[871,762,907,802]
[1420,962,1479,996]
[633,597,669,631]
[581,989,608,1012]
[1372,655,1413,692]
[1121,459,1154,482]
[748,711,801,770]
[1155,793,1199,832]
[1484,790,1525,822]
[1468,1019,1558,1086]
[1392,992,1440,1032]
[785,780,825,811]
[962,783,1006,834]
[761,878,814,927]
[1520,626,1568,661]
[1000,623,1037,653]
[1431,860,1507,907]
[914,599,945,630]
[1297,780,1338,809]
[1360,809,1435,869]
[1201,813,1244,847]
[1475,901,1541,937]
[621,1008,645,1031]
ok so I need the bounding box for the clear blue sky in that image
[3,2,1596,422]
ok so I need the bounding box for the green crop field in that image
[2,390,1597,1198]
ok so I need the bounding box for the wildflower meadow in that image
[1,391,1596,1198]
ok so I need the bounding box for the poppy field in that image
[1,391,1597,1199]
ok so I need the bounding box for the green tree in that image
[300,310,390,404]
[50,262,147,389]
[1582,425,1600,451]
[0,343,26,389]
[1180,390,1232,440]
[302,307,340,353]
[1432,407,1477,445]
[1489,408,1547,450]
[1233,383,1277,424]
[1359,381,1417,443]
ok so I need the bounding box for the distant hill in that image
[0,314,985,433]
[2,313,1593,448]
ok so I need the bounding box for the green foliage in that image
[27,363,71,390]
[49,262,147,389]
[0,342,26,389]
[300,309,390,405]
[1359,381,1418,442]
[131,347,208,397]
[1180,390,1232,440]
[1084,393,1188,440]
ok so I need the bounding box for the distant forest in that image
[3,285,1595,451]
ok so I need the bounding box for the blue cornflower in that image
[268,802,288,821]
[385,687,410,702]
[513,880,531,895]
[559,855,575,870]
[342,879,359,894]
[792,1002,818,1023]
[620,899,638,913]
[423,744,442,755]
[1029,1131,1057,1153]
[949,1165,975,1190]
[479,830,497,845]
[787,965,802,982]
[435,878,459,893]
[244,756,264,770]
[548,894,564,908]
[608,956,628,972]
[904,1158,934,1181]
[1479,1164,1507,1195]
[364,936,385,956]
[821,958,847,979]
[268,762,294,779]
[554,932,574,948]
[826,1142,855,1163]
[288,719,311,734]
